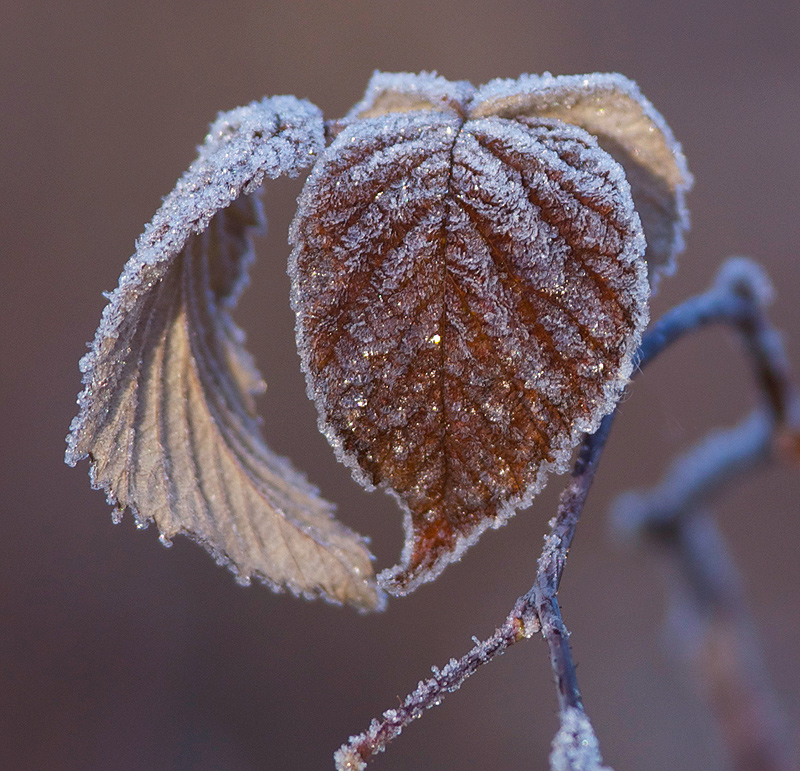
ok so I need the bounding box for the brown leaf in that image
[291,107,648,594]
[66,97,382,610]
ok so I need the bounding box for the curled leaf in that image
[471,73,692,286]
[67,97,383,610]
[291,103,648,594]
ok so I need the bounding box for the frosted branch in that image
[334,611,532,771]
[611,259,799,771]
[335,257,800,770]
[613,428,796,771]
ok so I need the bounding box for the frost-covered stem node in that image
[335,257,799,771]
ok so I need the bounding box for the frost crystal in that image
[550,707,613,771]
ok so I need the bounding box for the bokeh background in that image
[2,2,799,769]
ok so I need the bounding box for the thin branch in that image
[635,258,800,430]
[334,612,531,771]
[614,410,772,541]
[335,258,799,770]
[612,426,797,768]
[611,260,799,770]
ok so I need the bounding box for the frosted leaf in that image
[66,96,383,611]
[471,73,692,287]
[550,707,612,771]
[345,70,474,121]
[290,105,648,595]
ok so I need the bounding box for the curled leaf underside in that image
[66,97,382,611]
[291,103,649,594]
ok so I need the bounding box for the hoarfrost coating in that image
[550,707,613,771]
[67,71,691,608]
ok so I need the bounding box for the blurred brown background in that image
[2,1,799,769]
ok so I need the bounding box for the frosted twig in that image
[634,257,800,430]
[612,346,799,769]
[612,413,795,771]
[334,258,800,770]
[333,611,532,771]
